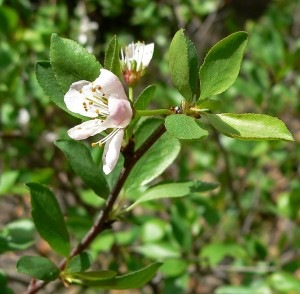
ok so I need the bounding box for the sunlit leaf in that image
[50,34,101,92]
[199,32,248,99]
[169,29,199,101]
[205,113,294,141]
[165,114,208,140]
[127,181,217,211]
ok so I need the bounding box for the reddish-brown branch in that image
[24,124,166,294]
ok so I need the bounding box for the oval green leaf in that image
[127,181,218,211]
[50,34,102,93]
[199,31,248,99]
[55,140,110,199]
[169,29,199,102]
[17,256,60,282]
[205,113,294,141]
[165,114,208,140]
[26,183,70,257]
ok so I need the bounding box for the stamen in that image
[91,128,120,147]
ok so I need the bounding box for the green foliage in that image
[0,270,13,294]
[55,140,110,198]
[26,183,70,257]
[2,1,298,293]
[0,219,35,253]
[165,114,208,140]
[17,256,60,281]
[104,35,121,77]
[205,113,294,141]
[127,181,218,211]
[169,29,199,102]
[134,85,156,110]
[124,120,181,197]
[65,252,92,273]
[50,34,102,92]
[199,32,248,99]
[65,262,162,289]
[36,61,84,119]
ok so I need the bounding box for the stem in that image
[135,109,172,117]
[128,87,134,101]
[24,124,166,294]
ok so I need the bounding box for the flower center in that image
[80,85,109,117]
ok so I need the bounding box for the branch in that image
[23,124,166,294]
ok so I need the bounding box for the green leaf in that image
[0,219,35,253]
[199,31,248,99]
[71,262,162,289]
[134,118,163,149]
[134,85,156,110]
[17,256,60,282]
[125,120,181,196]
[26,183,70,257]
[66,252,92,273]
[169,29,199,102]
[66,270,117,282]
[269,272,300,292]
[50,34,102,93]
[215,285,266,294]
[35,61,84,119]
[165,114,208,140]
[0,270,13,294]
[55,140,109,198]
[0,6,18,33]
[0,170,19,195]
[160,259,188,278]
[205,113,294,141]
[104,35,121,78]
[196,98,221,111]
[127,181,218,211]
[200,242,247,265]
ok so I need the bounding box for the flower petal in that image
[107,98,132,128]
[141,43,154,67]
[94,69,128,100]
[67,119,107,140]
[102,129,124,174]
[64,80,99,118]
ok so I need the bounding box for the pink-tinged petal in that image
[67,119,107,140]
[107,98,132,128]
[64,81,99,118]
[94,69,128,100]
[142,43,154,67]
[102,129,124,174]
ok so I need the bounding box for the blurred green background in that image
[1,0,300,293]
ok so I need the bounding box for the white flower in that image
[120,42,154,87]
[64,69,133,175]
[121,42,154,72]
